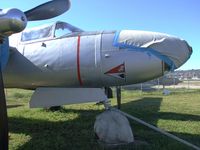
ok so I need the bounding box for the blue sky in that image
[2,0,200,70]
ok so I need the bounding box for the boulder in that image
[94,110,134,145]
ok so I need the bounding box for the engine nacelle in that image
[0,8,27,37]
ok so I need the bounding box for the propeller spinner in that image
[0,0,71,37]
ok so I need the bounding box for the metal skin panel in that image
[3,31,164,88]
[100,33,126,86]
[125,51,163,84]
[2,27,191,89]
[9,37,79,88]
[100,33,163,86]
[101,50,163,86]
[2,48,43,88]
[79,34,102,86]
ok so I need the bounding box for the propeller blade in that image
[0,67,8,150]
[25,0,71,21]
[116,86,121,109]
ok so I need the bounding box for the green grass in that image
[6,88,200,150]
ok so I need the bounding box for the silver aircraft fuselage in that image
[3,21,192,89]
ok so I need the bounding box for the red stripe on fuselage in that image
[77,35,83,86]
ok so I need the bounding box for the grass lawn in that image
[5,88,200,150]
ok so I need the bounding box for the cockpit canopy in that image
[21,21,83,42]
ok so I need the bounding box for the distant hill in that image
[123,69,200,91]
[168,69,200,80]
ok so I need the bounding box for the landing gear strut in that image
[116,86,121,109]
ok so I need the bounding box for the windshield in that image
[54,22,83,38]
[21,22,83,42]
[54,22,72,37]
[21,25,54,42]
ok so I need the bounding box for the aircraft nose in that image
[185,40,193,56]
[182,40,193,62]
[149,36,193,69]
[113,30,192,70]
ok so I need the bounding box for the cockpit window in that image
[54,22,72,38]
[21,25,53,42]
[21,22,83,42]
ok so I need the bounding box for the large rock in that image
[94,110,134,145]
